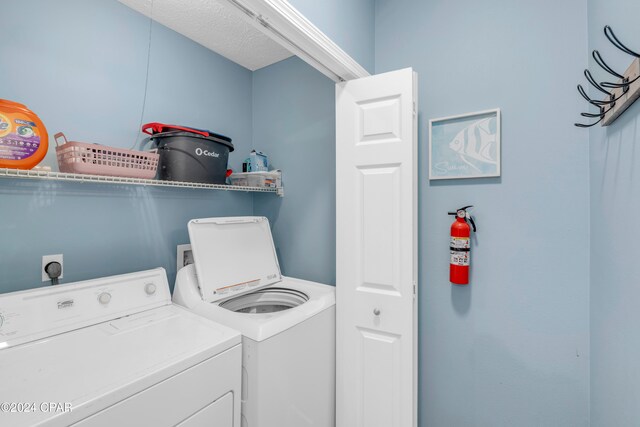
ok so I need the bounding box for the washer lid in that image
[188,217,282,303]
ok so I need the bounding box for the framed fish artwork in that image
[429,109,501,180]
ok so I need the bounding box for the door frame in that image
[232,3,418,426]
[228,0,370,82]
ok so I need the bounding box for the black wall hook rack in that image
[575,25,640,128]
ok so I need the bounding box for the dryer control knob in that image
[145,283,157,295]
[98,292,112,305]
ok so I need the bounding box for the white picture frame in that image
[428,108,501,180]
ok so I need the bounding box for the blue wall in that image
[6,2,635,425]
[0,0,254,291]
[375,0,590,425]
[287,0,375,74]
[252,57,336,286]
[588,1,640,425]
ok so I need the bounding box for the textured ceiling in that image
[119,0,293,71]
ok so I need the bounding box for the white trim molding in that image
[227,0,370,82]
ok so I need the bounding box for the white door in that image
[336,67,418,427]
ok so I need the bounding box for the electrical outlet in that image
[42,254,63,282]
[176,244,193,271]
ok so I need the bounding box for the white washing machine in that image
[0,268,241,427]
[173,216,335,427]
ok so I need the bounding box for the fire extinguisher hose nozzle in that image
[467,215,477,232]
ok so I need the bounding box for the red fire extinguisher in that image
[448,206,476,285]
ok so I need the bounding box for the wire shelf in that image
[0,168,284,197]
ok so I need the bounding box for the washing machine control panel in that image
[0,268,171,349]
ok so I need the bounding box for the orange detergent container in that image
[0,99,49,169]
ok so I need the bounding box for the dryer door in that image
[177,392,233,427]
[72,345,241,427]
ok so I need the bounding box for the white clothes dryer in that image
[173,216,335,427]
[0,268,241,427]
